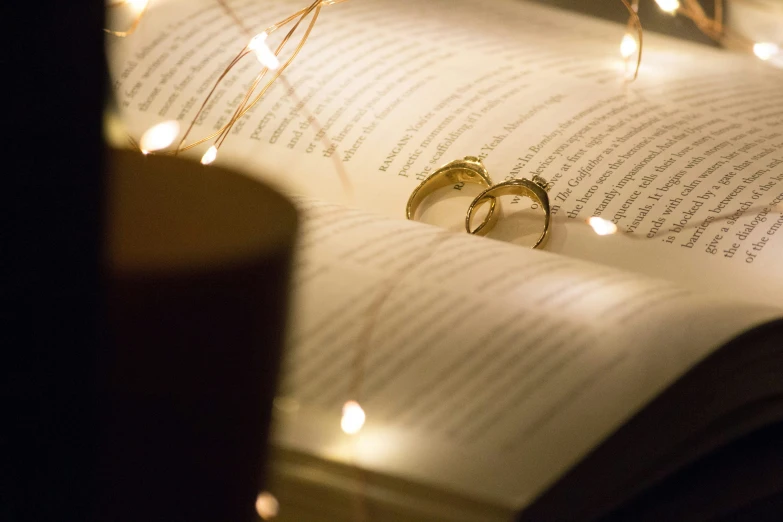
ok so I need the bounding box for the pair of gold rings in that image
[406,156,551,249]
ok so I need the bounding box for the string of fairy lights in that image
[113,0,781,165]
[116,0,349,168]
[619,0,780,64]
[106,1,780,518]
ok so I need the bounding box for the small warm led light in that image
[139,120,180,154]
[753,42,779,61]
[201,145,218,165]
[255,491,279,520]
[248,32,280,70]
[588,216,618,236]
[255,45,280,70]
[655,0,680,15]
[248,32,269,50]
[620,33,637,59]
[127,0,149,14]
[341,400,366,434]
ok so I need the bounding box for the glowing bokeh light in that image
[588,216,618,236]
[255,491,279,520]
[620,33,638,59]
[341,400,366,434]
[655,0,680,15]
[753,42,779,61]
[127,0,149,14]
[139,120,180,154]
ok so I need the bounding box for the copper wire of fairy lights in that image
[675,0,725,41]
[213,0,355,195]
[113,0,780,168]
[627,0,780,59]
[175,1,349,161]
[620,0,644,80]
[109,0,349,166]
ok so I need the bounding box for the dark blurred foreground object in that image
[94,149,298,522]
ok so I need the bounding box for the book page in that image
[272,197,778,508]
[107,0,783,307]
[105,0,783,509]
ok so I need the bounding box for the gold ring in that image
[466,176,551,248]
[406,156,498,233]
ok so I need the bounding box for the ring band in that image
[406,156,498,233]
[466,176,551,249]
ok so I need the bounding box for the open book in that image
[107,0,783,519]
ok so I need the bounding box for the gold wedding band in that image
[466,176,551,249]
[406,156,498,233]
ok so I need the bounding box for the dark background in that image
[5,1,106,520]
